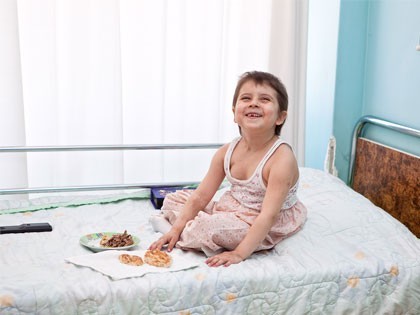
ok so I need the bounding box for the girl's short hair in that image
[232,71,288,135]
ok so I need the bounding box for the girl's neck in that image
[240,133,278,152]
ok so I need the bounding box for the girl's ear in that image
[276,111,287,126]
[232,106,236,123]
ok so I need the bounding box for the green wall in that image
[333,0,420,184]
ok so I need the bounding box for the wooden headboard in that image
[349,116,420,238]
[352,138,419,237]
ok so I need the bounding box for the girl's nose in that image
[250,98,259,106]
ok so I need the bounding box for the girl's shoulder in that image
[271,141,297,166]
[218,142,231,155]
[216,138,239,157]
[275,140,294,155]
[211,142,230,165]
[265,140,298,180]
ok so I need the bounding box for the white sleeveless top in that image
[224,137,299,211]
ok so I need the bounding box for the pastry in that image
[144,249,172,268]
[118,254,143,266]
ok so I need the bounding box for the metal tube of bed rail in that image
[0,143,223,153]
[0,182,200,195]
[0,143,222,195]
[348,115,420,187]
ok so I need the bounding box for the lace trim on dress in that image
[281,181,298,210]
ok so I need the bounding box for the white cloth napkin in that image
[65,249,201,280]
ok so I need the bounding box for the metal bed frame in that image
[2,115,419,196]
[0,143,223,195]
[348,115,420,186]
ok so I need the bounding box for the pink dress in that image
[161,137,307,256]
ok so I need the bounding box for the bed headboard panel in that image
[352,138,419,237]
[349,116,420,238]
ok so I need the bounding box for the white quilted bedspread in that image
[0,168,419,314]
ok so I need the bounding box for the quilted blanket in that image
[0,168,419,314]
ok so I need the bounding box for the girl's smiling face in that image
[233,80,287,135]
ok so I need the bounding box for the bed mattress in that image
[0,168,419,314]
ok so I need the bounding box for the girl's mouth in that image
[245,113,262,118]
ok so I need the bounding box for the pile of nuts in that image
[100,230,134,247]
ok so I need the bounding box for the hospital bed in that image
[0,115,419,314]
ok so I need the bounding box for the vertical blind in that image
[0,0,308,198]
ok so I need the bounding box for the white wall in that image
[305,0,341,170]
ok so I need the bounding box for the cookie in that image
[119,254,144,266]
[144,249,172,268]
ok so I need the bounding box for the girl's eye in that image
[240,96,251,101]
[260,97,271,102]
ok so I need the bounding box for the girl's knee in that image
[212,229,247,250]
[161,190,192,210]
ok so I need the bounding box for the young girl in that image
[149,71,307,267]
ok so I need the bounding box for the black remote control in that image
[0,222,53,234]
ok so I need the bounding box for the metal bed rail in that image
[348,115,420,187]
[0,143,223,195]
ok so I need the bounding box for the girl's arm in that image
[169,145,227,233]
[149,144,228,251]
[206,145,298,266]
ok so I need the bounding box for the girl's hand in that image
[148,228,181,252]
[205,251,245,267]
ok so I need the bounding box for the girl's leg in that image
[177,212,250,256]
[160,189,194,224]
[150,189,214,234]
[148,214,172,234]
